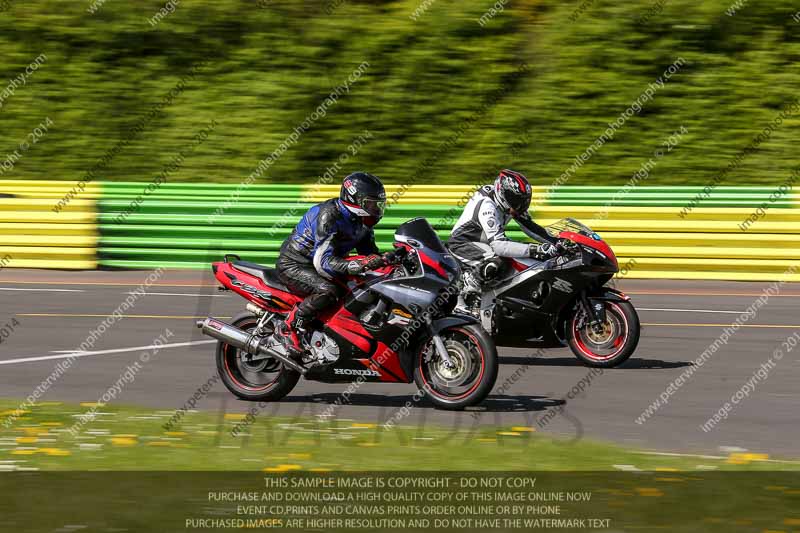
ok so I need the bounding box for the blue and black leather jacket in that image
[278,198,379,278]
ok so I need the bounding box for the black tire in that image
[567,299,640,368]
[216,311,300,401]
[413,324,498,410]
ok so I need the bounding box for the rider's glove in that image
[347,254,384,274]
[365,254,385,270]
[529,242,559,259]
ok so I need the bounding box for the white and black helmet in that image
[494,169,532,213]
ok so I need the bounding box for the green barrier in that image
[97,184,800,281]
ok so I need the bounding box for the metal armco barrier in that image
[0,180,99,269]
[2,181,798,281]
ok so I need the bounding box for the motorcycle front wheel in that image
[567,300,640,368]
[414,324,498,410]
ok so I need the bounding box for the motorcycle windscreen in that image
[394,217,446,253]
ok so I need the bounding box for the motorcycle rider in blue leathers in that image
[275,172,387,354]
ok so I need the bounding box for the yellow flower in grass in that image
[511,426,535,433]
[726,453,769,465]
[110,437,137,447]
[16,437,38,444]
[224,414,247,420]
[635,487,664,497]
[11,449,37,455]
[40,448,71,456]
[263,464,302,472]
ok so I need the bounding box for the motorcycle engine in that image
[306,331,340,365]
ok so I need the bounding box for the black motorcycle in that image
[454,218,640,368]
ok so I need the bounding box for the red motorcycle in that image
[196,218,498,410]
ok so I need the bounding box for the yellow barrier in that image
[0,181,98,269]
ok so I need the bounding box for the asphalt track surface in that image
[1,268,798,459]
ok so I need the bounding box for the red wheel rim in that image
[418,327,485,401]
[572,302,629,362]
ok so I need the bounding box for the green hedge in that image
[1,0,800,186]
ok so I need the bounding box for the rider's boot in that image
[276,307,310,358]
[457,269,482,313]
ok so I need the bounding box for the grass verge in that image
[0,399,795,472]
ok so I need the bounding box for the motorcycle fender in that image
[429,315,480,335]
[588,287,631,302]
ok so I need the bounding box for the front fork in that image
[578,291,607,333]
[425,317,456,370]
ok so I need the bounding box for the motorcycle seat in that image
[230,260,290,292]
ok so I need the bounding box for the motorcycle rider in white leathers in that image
[447,169,560,305]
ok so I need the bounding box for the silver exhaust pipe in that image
[196,317,306,375]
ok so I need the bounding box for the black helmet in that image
[494,169,532,214]
[340,172,386,226]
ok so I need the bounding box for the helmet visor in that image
[363,197,386,219]
[513,194,531,213]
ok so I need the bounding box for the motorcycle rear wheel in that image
[567,300,640,368]
[216,311,300,401]
[414,324,498,410]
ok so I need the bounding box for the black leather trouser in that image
[275,257,343,319]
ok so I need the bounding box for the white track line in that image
[0,340,216,365]
[635,450,800,464]
[638,307,743,314]
[125,291,229,297]
[0,287,84,293]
